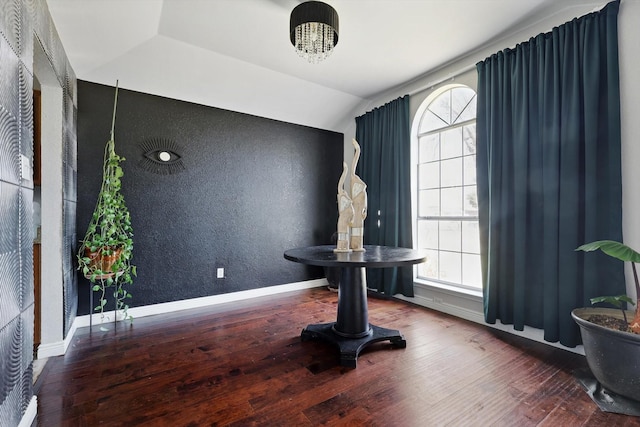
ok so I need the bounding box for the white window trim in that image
[414,275,483,299]
[411,83,481,294]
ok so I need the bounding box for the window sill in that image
[401,278,584,356]
[413,278,483,300]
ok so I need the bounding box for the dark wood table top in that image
[284,245,426,268]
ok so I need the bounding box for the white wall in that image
[34,42,66,356]
[619,0,640,302]
[340,1,640,350]
[39,84,64,349]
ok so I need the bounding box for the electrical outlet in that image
[216,267,225,279]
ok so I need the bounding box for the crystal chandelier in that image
[290,1,339,64]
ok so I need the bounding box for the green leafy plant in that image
[77,82,136,323]
[576,240,640,333]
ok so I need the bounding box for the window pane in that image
[463,124,476,155]
[420,109,448,133]
[419,189,440,217]
[440,127,462,160]
[463,155,476,185]
[417,219,438,249]
[463,186,478,216]
[419,134,439,163]
[451,87,476,124]
[439,251,461,283]
[441,187,462,216]
[428,92,452,126]
[418,249,439,279]
[441,157,462,187]
[455,93,477,124]
[462,253,482,289]
[419,162,440,189]
[439,221,461,252]
[462,221,480,253]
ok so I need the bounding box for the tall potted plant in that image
[78,82,136,323]
[573,240,640,403]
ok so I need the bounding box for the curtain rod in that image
[407,62,477,96]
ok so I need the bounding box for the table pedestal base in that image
[301,322,406,368]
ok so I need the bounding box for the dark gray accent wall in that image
[0,0,77,424]
[77,81,342,313]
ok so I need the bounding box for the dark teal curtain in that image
[355,95,413,296]
[476,0,624,347]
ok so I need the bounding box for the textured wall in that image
[76,81,342,313]
[0,0,76,424]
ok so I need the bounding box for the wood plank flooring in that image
[35,287,640,426]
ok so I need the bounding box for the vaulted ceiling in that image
[46,0,605,131]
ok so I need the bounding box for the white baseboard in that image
[37,314,79,359]
[18,396,37,427]
[37,341,64,359]
[37,279,326,358]
[73,279,328,328]
[396,292,486,323]
[397,288,585,355]
[38,277,582,361]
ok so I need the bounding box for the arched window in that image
[413,85,481,291]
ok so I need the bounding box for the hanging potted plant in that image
[573,240,640,403]
[77,82,136,323]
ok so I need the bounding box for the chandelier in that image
[289,1,339,64]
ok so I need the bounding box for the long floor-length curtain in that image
[476,0,623,347]
[355,95,413,296]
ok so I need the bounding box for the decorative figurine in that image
[335,162,354,253]
[350,139,367,252]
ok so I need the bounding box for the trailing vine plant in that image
[77,81,136,324]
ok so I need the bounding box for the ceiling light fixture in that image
[290,1,339,64]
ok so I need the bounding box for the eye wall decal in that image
[138,138,186,175]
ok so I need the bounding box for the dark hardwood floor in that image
[35,287,640,426]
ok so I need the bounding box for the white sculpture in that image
[333,140,369,253]
[334,162,354,253]
[350,139,367,252]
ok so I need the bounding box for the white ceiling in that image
[46,0,605,131]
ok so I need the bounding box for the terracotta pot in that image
[84,246,122,273]
[572,307,640,402]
